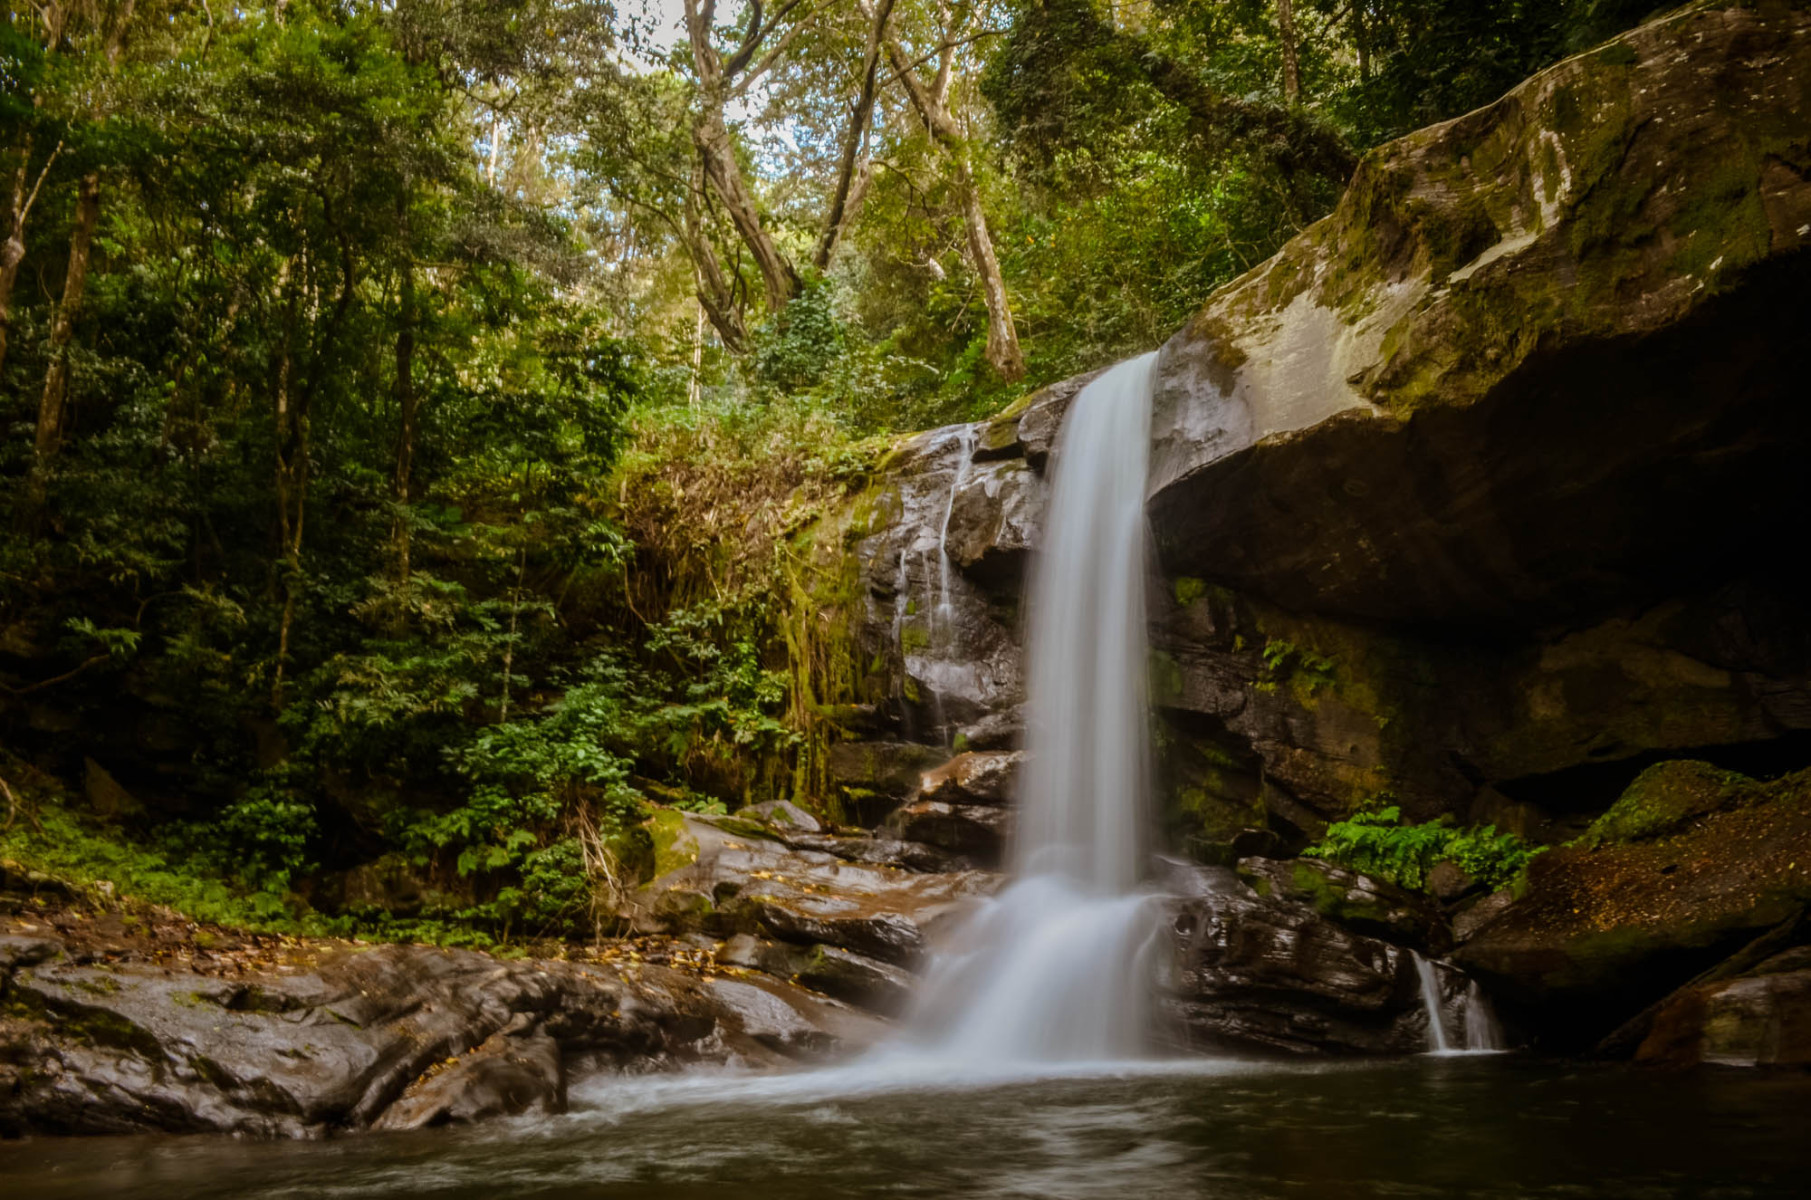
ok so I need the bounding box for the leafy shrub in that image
[751,280,849,394]
[1306,805,1543,892]
[202,788,319,893]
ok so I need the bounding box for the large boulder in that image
[628,810,993,967]
[717,933,916,1015]
[0,931,879,1138]
[917,751,1023,805]
[1146,1,1811,629]
[373,1023,565,1131]
[1454,770,1811,1048]
[1236,856,1450,955]
[1154,862,1469,1055]
[886,799,1012,862]
[1633,948,1811,1068]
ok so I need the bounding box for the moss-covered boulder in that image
[1236,856,1449,954]
[1149,0,1811,628]
[1455,768,1811,1048]
[1577,760,1750,847]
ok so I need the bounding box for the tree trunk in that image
[0,142,50,380]
[0,156,28,376]
[32,171,100,468]
[1278,0,1301,106]
[392,237,417,588]
[683,0,799,317]
[951,155,1025,381]
[874,10,1026,382]
[815,0,895,271]
[271,259,303,709]
[682,162,750,352]
[692,101,798,313]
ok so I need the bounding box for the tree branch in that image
[19,140,63,227]
[0,653,109,697]
[730,2,829,96]
[815,0,895,269]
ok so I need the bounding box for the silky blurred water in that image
[5,1057,1809,1199]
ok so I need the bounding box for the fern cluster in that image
[1306,806,1543,893]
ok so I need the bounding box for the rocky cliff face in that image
[820,0,1811,1053]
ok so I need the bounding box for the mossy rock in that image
[1577,760,1748,848]
[1237,856,1449,952]
[643,809,702,879]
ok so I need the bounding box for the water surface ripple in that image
[5,1058,1809,1198]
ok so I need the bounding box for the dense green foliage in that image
[0,0,1663,941]
[1306,806,1544,893]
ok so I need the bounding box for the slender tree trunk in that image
[32,171,100,469]
[498,548,525,724]
[815,0,895,271]
[271,259,302,709]
[872,7,1026,382]
[272,224,355,706]
[951,156,1025,381]
[1354,2,1369,81]
[392,211,417,589]
[0,156,29,376]
[0,140,60,379]
[487,110,502,186]
[1278,0,1301,106]
[688,300,704,410]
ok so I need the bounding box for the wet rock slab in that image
[1154,862,1461,1056]
[631,810,995,970]
[0,933,879,1138]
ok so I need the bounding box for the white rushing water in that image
[1463,981,1506,1052]
[1416,953,1507,1055]
[1414,952,1453,1053]
[935,425,977,638]
[888,352,1162,1066]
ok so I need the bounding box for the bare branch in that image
[19,140,64,226]
[731,2,830,95]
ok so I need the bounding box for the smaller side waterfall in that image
[1413,953,1452,1053]
[935,426,976,635]
[1463,982,1505,1052]
[1415,953,1508,1055]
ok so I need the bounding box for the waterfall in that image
[1463,982,1505,1052]
[1414,952,1453,1053]
[1415,954,1509,1055]
[889,352,1162,1066]
[935,426,976,636]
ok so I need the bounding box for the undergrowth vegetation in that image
[1306,805,1545,893]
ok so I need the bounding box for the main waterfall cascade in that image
[892,352,1164,1065]
[884,350,1508,1069]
